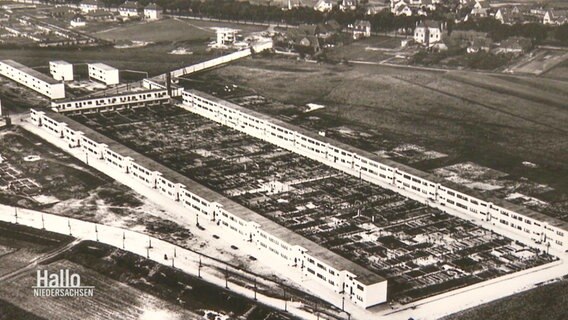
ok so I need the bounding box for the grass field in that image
[190,57,568,207]
[325,35,406,63]
[95,18,266,43]
[443,279,568,320]
[95,19,214,42]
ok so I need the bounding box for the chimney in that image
[166,72,172,96]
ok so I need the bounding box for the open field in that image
[95,18,214,42]
[95,17,267,43]
[325,36,409,63]
[187,57,568,215]
[0,222,296,320]
[0,42,215,81]
[542,58,568,81]
[444,278,568,320]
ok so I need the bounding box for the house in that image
[51,6,77,18]
[118,1,140,17]
[286,25,322,55]
[349,20,372,39]
[314,0,335,12]
[414,20,444,46]
[392,0,413,16]
[495,7,524,25]
[297,36,321,55]
[315,20,342,39]
[70,14,86,27]
[79,0,102,13]
[340,0,357,11]
[496,36,531,54]
[467,37,492,53]
[85,9,115,21]
[470,0,491,17]
[144,3,162,20]
[543,10,568,25]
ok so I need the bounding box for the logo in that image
[32,269,94,297]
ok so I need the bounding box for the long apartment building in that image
[29,109,388,309]
[181,89,568,254]
[0,60,65,99]
[50,90,170,113]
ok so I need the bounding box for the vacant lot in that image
[95,18,266,43]
[444,279,568,320]
[95,18,214,42]
[326,35,407,63]
[189,57,568,205]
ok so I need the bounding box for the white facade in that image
[181,89,568,254]
[51,90,169,113]
[144,4,161,20]
[0,60,65,99]
[216,28,239,46]
[30,108,389,309]
[88,63,119,85]
[49,60,74,81]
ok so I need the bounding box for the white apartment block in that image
[181,89,568,254]
[29,108,389,309]
[51,90,169,113]
[49,60,74,81]
[0,60,65,99]
[88,63,119,85]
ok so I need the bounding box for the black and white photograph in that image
[0,0,566,318]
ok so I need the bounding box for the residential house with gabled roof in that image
[414,20,444,46]
[349,20,372,39]
[119,1,141,17]
[80,0,102,13]
[495,7,524,25]
[392,0,413,16]
[340,0,357,11]
[314,0,335,12]
[86,9,115,21]
[144,3,162,20]
[543,9,568,25]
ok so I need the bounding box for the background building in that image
[49,60,74,81]
[88,63,119,85]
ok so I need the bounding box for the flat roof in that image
[50,60,72,65]
[52,89,167,104]
[186,89,568,232]
[43,110,385,285]
[1,60,59,85]
[88,63,117,71]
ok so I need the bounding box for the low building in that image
[49,60,74,81]
[216,28,239,46]
[87,63,119,85]
[70,14,86,27]
[349,20,372,39]
[50,90,169,113]
[144,3,162,20]
[414,20,444,46]
[0,60,65,99]
[85,10,115,21]
[496,36,532,54]
[79,0,102,13]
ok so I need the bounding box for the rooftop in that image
[1,60,59,85]
[185,89,568,232]
[43,109,386,285]
[88,63,117,71]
